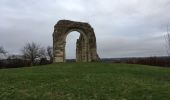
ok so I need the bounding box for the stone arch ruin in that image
[53,20,99,62]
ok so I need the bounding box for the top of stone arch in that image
[54,20,93,30]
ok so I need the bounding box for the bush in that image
[39,58,50,65]
[0,59,31,69]
[127,57,170,67]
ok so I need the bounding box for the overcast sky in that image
[0,0,170,58]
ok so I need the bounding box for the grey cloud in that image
[0,0,169,58]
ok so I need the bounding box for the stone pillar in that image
[76,39,81,62]
[63,41,66,62]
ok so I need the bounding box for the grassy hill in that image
[0,63,170,100]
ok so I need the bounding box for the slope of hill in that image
[0,63,170,100]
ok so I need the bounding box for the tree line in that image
[0,42,53,68]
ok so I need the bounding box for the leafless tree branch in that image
[47,46,53,63]
[0,46,7,55]
[165,25,170,56]
[21,42,46,65]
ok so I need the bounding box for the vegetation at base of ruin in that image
[0,63,170,100]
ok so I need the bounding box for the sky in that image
[0,0,170,58]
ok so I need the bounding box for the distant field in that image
[0,63,170,100]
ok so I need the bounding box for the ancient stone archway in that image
[53,20,99,62]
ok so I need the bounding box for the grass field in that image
[0,63,170,100]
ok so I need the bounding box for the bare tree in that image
[21,42,46,65]
[0,46,7,54]
[165,26,170,56]
[47,46,53,63]
[0,46,7,59]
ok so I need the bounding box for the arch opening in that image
[65,31,80,62]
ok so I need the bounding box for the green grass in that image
[0,63,170,100]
